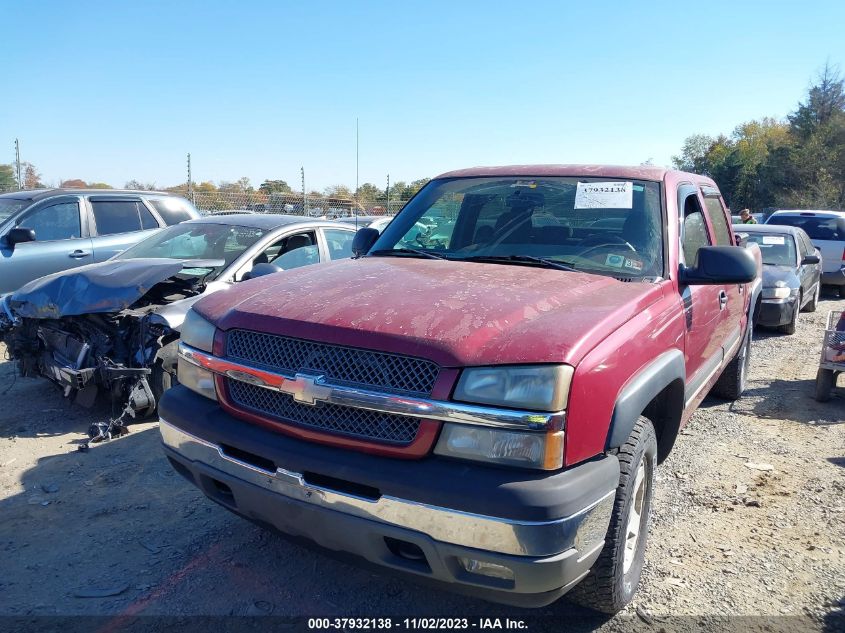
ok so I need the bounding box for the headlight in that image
[181,309,216,352]
[177,351,218,401]
[178,310,218,400]
[761,281,794,300]
[454,365,572,411]
[434,424,564,470]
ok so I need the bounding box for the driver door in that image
[1,196,93,292]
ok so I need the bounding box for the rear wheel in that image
[803,283,819,313]
[712,324,752,400]
[568,417,657,614]
[815,368,835,402]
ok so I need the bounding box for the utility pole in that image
[186,153,193,200]
[386,174,390,215]
[301,166,306,216]
[14,138,22,190]
[355,118,359,209]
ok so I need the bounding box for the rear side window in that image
[148,198,196,225]
[681,195,711,265]
[91,200,158,235]
[324,228,355,260]
[768,215,845,241]
[702,196,732,245]
[21,201,81,241]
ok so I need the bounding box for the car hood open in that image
[9,258,221,319]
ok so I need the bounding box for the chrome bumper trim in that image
[179,343,565,431]
[160,419,614,557]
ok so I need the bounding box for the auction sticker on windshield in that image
[762,235,786,245]
[575,181,633,209]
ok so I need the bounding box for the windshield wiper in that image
[462,254,579,272]
[370,248,448,260]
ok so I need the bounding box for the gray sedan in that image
[734,224,822,334]
[0,214,356,436]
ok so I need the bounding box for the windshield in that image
[115,222,268,280]
[371,176,664,278]
[767,215,845,241]
[744,233,797,266]
[0,198,32,223]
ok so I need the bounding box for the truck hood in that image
[8,258,219,319]
[194,258,665,367]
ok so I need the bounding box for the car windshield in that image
[744,233,797,266]
[370,176,664,278]
[115,222,268,280]
[767,215,845,241]
[0,198,31,223]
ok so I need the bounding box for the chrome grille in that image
[227,380,421,444]
[226,330,440,396]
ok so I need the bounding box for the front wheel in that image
[568,417,657,614]
[803,283,820,313]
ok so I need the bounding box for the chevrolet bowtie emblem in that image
[281,373,331,405]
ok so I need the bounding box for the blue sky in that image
[2,0,843,191]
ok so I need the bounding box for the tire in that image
[815,368,835,402]
[779,297,800,335]
[712,324,752,400]
[568,417,657,614]
[803,283,820,313]
[150,360,176,409]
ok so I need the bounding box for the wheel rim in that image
[623,460,647,574]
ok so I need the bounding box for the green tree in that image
[324,184,353,199]
[124,180,157,190]
[258,179,291,194]
[0,164,17,191]
[788,63,845,140]
[86,182,113,189]
[671,134,715,172]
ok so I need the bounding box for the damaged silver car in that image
[0,214,356,439]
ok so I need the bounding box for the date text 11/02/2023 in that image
[307,618,528,630]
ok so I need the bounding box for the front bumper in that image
[758,297,797,327]
[159,386,618,606]
[821,268,845,287]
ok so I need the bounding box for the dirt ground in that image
[1,293,843,633]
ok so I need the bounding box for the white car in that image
[766,210,845,297]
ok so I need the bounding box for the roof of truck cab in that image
[434,164,674,181]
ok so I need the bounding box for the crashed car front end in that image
[0,258,214,439]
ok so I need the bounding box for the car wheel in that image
[712,324,752,400]
[779,296,800,335]
[814,369,835,402]
[568,416,657,614]
[803,283,819,313]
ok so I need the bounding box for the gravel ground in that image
[0,293,843,633]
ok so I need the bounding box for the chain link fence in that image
[164,188,407,218]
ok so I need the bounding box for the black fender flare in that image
[606,349,686,449]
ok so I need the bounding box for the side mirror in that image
[680,246,757,285]
[7,227,36,246]
[242,262,283,281]
[351,227,380,258]
[801,254,820,265]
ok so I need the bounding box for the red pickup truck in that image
[160,165,760,613]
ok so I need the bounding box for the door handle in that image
[718,290,728,310]
[68,249,91,259]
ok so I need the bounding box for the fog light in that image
[458,558,514,581]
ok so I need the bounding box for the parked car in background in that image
[765,210,845,297]
[734,224,822,334]
[0,215,356,438]
[0,189,200,294]
[161,165,760,613]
